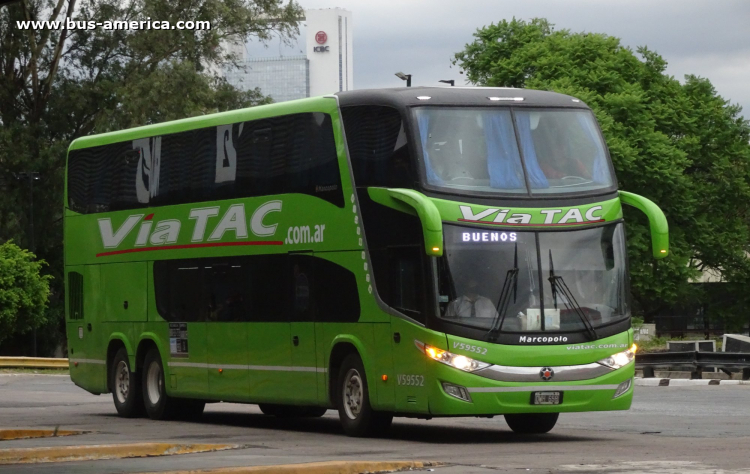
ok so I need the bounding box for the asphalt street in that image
[1,374,750,473]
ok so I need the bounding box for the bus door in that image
[205,261,249,401]
[288,253,318,403]
[246,254,292,403]
[66,265,108,394]
[387,247,430,414]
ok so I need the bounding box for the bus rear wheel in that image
[143,348,178,420]
[111,348,144,418]
[337,354,392,437]
[504,413,559,434]
[259,404,327,418]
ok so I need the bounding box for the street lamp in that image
[13,171,41,357]
[439,80,455,86]
[395,72,412,87]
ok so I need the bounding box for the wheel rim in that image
[342,368,363,420]
[115,360,129,404]
[146,360,162,405]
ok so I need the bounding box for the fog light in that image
[613,378,633,398]
[442,382,472,402]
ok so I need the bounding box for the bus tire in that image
[504,413,559,434]
[259,404,327,418]
[111,348,144,418]
[142,348,177,420]
[337,353,392,437]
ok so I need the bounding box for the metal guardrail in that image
[0,357,69,369]
[636,351,750,380]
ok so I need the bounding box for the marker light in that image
[597,344,637,369]
[415,341,490,372]
[613,378,633,399]
[432,247,440,252]
[660,250,667,253]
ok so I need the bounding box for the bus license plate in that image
[532,391,562,405]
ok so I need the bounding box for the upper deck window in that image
[414,107,614,196]
[341,105,412,188]
[67,112,343,213]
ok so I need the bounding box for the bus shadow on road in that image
[105,409,599,444]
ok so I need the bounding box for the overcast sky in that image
[255,0,749,119]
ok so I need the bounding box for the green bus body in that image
[64,88,667,433]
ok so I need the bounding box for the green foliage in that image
[454,19,750,320]
[0,241,52,346]
[0,0,301,353]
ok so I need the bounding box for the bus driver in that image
[445,276,499,319]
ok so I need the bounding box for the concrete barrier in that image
[0,357,68,369]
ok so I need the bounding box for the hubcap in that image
[115,360,129,404]
[147,360,162,405]
[343,368,363,420]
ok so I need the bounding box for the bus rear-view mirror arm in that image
[618,190,669,259]
[367,188,444,257]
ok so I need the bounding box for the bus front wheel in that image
[504,413,559,434]
[111,348,144,418]
[337,353,392,437]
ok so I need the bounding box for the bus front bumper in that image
[427,362,635,415]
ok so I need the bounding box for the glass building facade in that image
[224,56,310,104]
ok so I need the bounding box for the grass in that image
[0,368,69,375]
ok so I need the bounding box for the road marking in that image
[0,429,87,441]
[0,443,241,465]
[136,460,443,474]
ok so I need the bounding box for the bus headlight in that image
[597,344,637,369]
[415,341,490,372]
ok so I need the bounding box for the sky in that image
[250,0,750,119]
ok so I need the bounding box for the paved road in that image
[1,374,750,473]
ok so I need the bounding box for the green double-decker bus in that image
[64,87,668,436]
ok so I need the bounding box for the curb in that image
[0,443,241,465]
[0,429,86,441]
[136,460,444,474]
[635,377,750,387]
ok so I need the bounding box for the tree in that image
[0,0,301,353]
[454,19,750,320]
[0,241,51,346]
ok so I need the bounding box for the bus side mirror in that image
[619,191,669,259]
[368,188,444,257]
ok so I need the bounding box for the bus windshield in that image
[414,107,614,195]
[436,223,629,336]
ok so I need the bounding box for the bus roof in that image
[335,87,591,109]
[68,87,589,152]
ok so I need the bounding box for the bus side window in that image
[289,255,315,323]
[313,257,360,323]
[341,105,412,189]
[247,255,288,323]
[386,246,426,324]
[153,260,204,322]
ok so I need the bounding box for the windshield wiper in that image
[548,250,598,341]
[486,243,519,342]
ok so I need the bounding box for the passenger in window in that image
[445,277,498,319]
